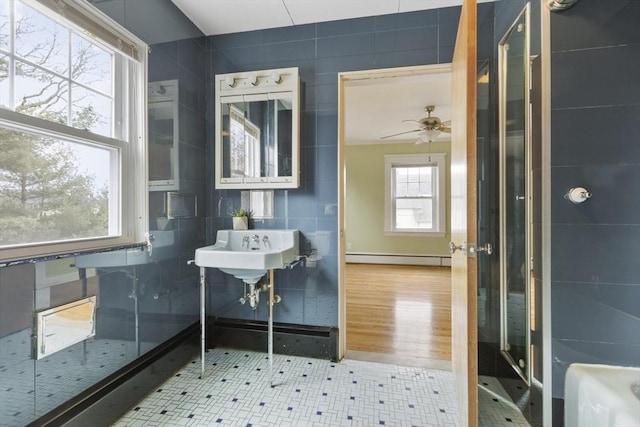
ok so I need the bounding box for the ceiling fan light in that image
[415,129,440,144]
[415,131,429,144]
[426,128,441,141]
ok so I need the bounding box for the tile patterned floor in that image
[114,347,460,427]
[478,376,530,427]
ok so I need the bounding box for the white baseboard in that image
[346,253,451,267]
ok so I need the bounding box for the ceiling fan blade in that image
[439,126,451,133]
[379,129,421,139]
[401,119,421,125]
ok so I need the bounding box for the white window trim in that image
[0,0,148,263]
[384,153,446,237]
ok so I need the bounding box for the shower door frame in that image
[498,2,532,385]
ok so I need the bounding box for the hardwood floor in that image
[345,263,452,365]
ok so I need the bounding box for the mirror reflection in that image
[149,80,179,191]
[221,96,293,180]
[215,68,300,189]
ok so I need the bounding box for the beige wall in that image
[345,141,451,256]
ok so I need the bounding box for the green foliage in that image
[229,208,252,217]
[0,123,109,246]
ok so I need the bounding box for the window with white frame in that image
[384,153,446,236]
[0,0,148,262]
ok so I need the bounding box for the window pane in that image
[395,198,433,229]
[420,167,433,196]
[71,33,112,95]
[15,60,68,122]
[0,126,118,247]
[71,84,112,136]
[14,2,69,76]
[0,54,8,107]
[394,166,433,197]
[0,2,8,52]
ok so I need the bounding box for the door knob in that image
[466,243,493,257]
[449,241,466,255]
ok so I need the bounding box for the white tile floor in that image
[478,376,530,427]
[114,347,460,427]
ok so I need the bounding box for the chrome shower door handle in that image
[449,241,466,255]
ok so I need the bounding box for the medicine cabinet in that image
[149,79,179,191]
[214,68,300,189]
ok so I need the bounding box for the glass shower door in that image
[499,4,531,383]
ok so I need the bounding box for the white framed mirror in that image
[214,68,300,189]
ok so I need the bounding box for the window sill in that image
[384,230,446,238]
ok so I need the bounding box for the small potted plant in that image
[230,208,252,230]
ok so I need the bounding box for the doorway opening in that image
[337,64,454,369]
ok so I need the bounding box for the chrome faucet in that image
[251,234,260,245]
[242,235,250,248]
[262,235,270,246]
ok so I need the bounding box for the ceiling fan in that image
[380,105,451,144]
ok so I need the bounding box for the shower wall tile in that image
[551,105,640,167]
[551,282,640,345]
[550,224,640,284]
[551,0,640,52]
[551,44,640,110]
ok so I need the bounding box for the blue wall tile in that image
[552,283,640,345]
[551,224,640,284]
[551,105,640,167]
[316,33,376,58]
[551,44,640,109]
[551,0,640,52]
[317,16,376,37]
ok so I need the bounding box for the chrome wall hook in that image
[565,187,592,204]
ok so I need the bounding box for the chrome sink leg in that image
[268,269,274,387]
[200,266,206,379]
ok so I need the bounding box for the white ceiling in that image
[170,0,469,36]
[344,71,452,145]
[171,0,463,145]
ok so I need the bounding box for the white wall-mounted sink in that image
[74,230,178,268]
[194,229,299,284]
[565,363,640,427]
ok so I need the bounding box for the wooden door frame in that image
[336,63,453,361]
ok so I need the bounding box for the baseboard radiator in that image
[346,253,451,267]
[209,317,339,362]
